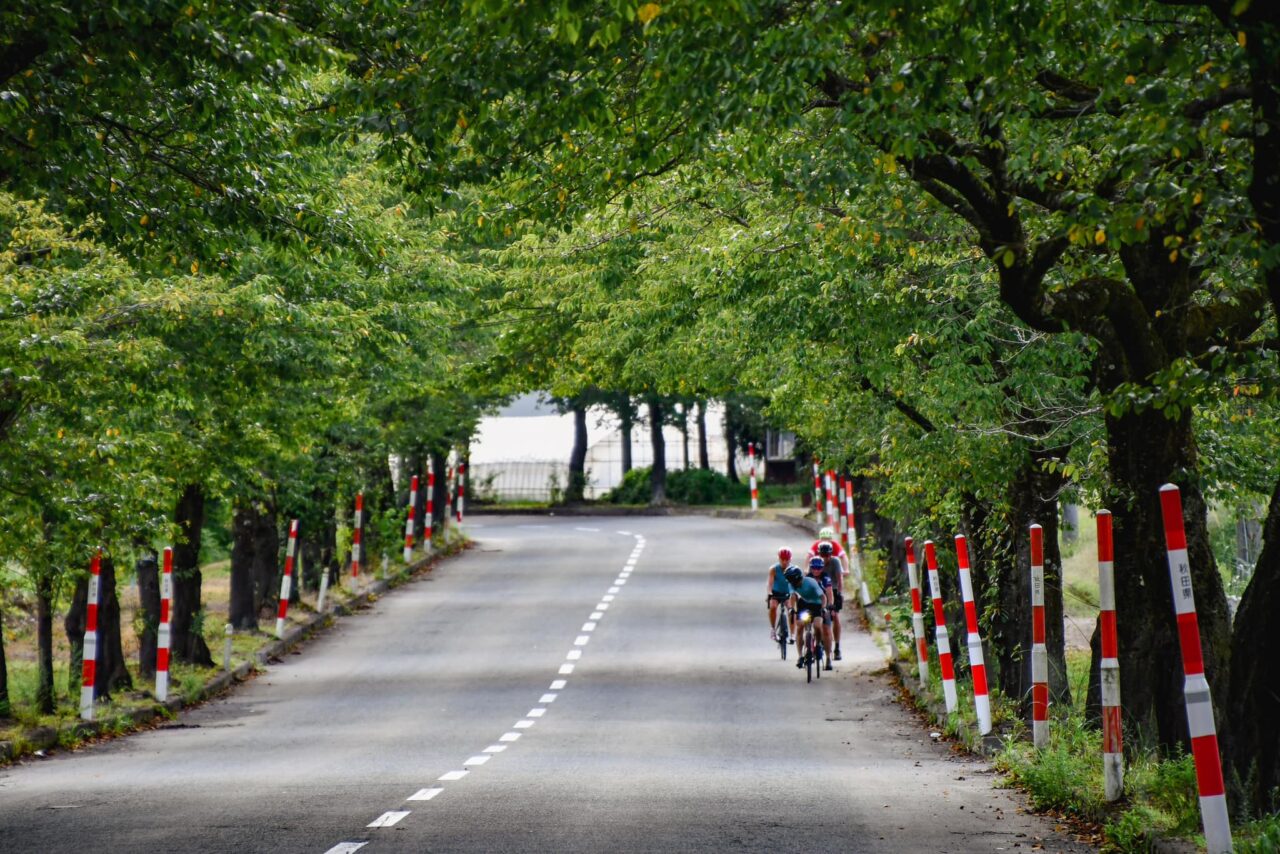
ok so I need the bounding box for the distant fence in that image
[469,461,584,502]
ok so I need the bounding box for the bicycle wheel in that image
[805,630,814,683]
[815,640,822,680]
[777,610,788,660]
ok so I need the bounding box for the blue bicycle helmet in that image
[808,556,825,570]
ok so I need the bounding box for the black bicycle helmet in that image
[818,541,834,556]
[784,566,804,585]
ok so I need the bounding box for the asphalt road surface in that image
[0,515,1095,853]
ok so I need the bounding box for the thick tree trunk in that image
[171,483,213,666]
[229,500,278,630]
[649,399,667,504]
[619,408,633,474]
[34,572,55,713]
[135,551,160,681]
[696,401,710,469]
[94,555,131,698]
[251,506,280,618]
[1085,408,1230,752]
[983,454,1071,713]
[431,450,449,532]
[567,405,588,502]
[64,576,86,696]
[1224,477,1280,812]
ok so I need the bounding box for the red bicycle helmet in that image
[777,547,793,563]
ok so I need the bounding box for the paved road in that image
[0,515,1093,853]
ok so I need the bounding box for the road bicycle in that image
[797,609,823,683]
[774,601,790,660]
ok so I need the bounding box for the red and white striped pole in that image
[812,459,824,525]
[748,443,759,512]
[1160,485,1232,853]
[847,485,871,606]
[1097,509,1124,801]
[80,549,102,721]
[404,474,419,562]
[276,519,298,638]
[825,469,837,527]
[836,477,848,547]
[350,491,363,587]
[905,537,929,687]
[1029,524,1049,749]
[955,534,992,735]
[923,541,958,713]
[425,469,435,548]
[456,461,466,524]
[156,547,173,702]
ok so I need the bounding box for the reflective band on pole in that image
[812,459,824,525]
[156,547,173,702]
[425,470,435,547]
[923,541,958,712]
[80,549,102,721]
[456,462,466,524]
[1029,524,1049,749]
[955,534,992,735]
[351,492,363,580]
[1159,484,1232,853]
[1097,509,1124,801]
[905,537,929,687]
[276,519,298,638]
[404,474,419,562]
[748,443,759,512]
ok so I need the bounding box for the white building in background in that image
[468,394,773,501]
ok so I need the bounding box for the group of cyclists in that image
[765,526,846,671]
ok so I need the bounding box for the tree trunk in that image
[983,453,1071,713]
[1085,408,1230,752]
[431,450,449,531]
[0,606,9,719]
[649,399,667,504]
[135,551,160,681]
[567,405,588,503]
[171,483,213,666]
[1224,476,1280,812]
[724,410,738,482]
[252,506,280,619]
[696,401,710,469]
[619,407,633,475]
[680,404,690,470]
[94,555,132,698]
[229,500,277,630]
[64,576,86,696]
[34,572,55,713]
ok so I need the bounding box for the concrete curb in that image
[0,536,467,765]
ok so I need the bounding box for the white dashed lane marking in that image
[367,811,410,828]
[407,788,442,802]
[322,529,647,851]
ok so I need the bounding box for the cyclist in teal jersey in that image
[766,547,796,641]
[786,564,832,669]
